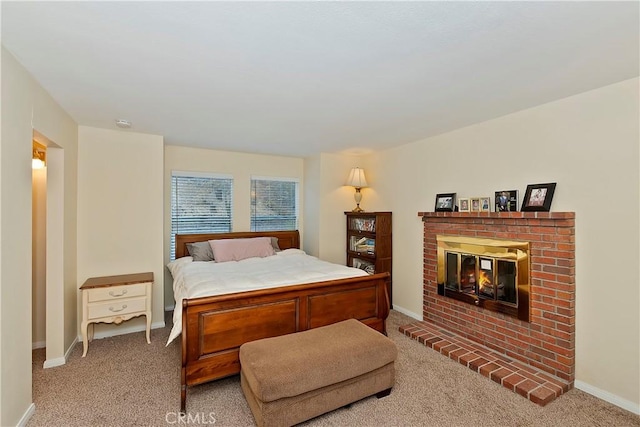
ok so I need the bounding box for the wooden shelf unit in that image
[345,211,392,307]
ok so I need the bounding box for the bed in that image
[170,230,391,411]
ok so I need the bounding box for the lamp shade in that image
[346,167,368,188]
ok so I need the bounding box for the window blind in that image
[171,173,233,259]
[250,177,299,231]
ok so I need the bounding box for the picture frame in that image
[480,196,491,212]
[470,197,481,212]
[435,193,456,212]
[521,183,557,212]
[458,198,470,213]
[495,190,518,212]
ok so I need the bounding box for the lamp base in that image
[351,187,364,213]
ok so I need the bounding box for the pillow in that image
[166,255,193,277]
[209,237,276,263]
[186,241,215,262]
[271,237,281,252]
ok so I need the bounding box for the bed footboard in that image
[180,272,390,411]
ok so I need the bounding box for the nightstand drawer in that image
[88,283,148,302]
[88,297,147,319]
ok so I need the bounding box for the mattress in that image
[166,249,368,344]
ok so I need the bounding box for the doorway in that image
[32,130,66,368]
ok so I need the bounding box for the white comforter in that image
[166,249,368,344]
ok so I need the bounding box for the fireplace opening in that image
[437,235,530,321]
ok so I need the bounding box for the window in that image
[171,172,233,259]
[251,177,299,231]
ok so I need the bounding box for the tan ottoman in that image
[239,319,397,427]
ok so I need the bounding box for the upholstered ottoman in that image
[239,319,397,427]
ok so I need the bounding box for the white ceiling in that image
[2,1,638,157]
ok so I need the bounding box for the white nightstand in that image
[80,272,153,357]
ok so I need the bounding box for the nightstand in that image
[80,272,153,357]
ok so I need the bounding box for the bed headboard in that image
[175,230,301,259]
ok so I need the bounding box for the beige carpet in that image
[29,310,639,427]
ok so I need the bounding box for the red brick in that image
[531,271,557,281]
[542,282,574,292]
[515,379,541,398]
[556,228,574,235]
[556,354,575,367]
[554,299,574,309]
[416,333,436,345]
[440,344,459,357]
[542,250,573,259]
[557,243,575,251]
[535,373,571,393]
[424,336,443,348]
[469,357,491,372]
[490,367,514,384]
[459,352,480,367]
[503,373,526,391]
[432,340,452,352]
[556,258,575,267]
[479,362,501,377]
[529,386,557,406]
[545,328,571,341]
[556,274,574,284]
[531,286,556,297]
[543,265,575,276]
[448,348,469,362]
[531,301,557,312]
[542,358,574,375]
[530,345,556,360]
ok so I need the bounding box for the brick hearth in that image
[403,211,575,406]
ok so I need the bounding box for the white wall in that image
[302,155,321,257]
[303,153,365,264]
[77,126,165,337]
[363,77,640,410]
[164,145,304,306]
[1,47,78,426]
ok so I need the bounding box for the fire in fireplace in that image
[437,235,530,321]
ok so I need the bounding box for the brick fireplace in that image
[400,211,575,406]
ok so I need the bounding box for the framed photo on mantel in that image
[435,193,456,212]
[495,190,519,212]
[521,183,556,212]
[458,198,470,213]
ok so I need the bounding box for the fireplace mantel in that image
[418,211,575,221]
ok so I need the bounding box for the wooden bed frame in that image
[174,230,391,411]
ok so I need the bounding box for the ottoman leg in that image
[376,388,392,399]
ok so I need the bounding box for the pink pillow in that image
[209,237,276,263]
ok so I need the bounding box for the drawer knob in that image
[109,289,128,297]
[109,304,128,312]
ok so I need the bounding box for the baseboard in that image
[43,356,66,369]
[165,304,175,312]
[76,320,166,342]
[17,403,35,427]
[32,340,46,350]
[392,304,422,321]
[43,335,79,368]
[575,380,640,415]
